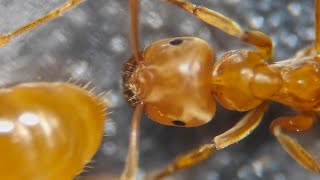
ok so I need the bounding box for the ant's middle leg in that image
[147,103,268,180]
[0,0,82,47]
[165,0,273,59]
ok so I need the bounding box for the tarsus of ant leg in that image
[129,0,142,64]
[315,0,320,53]
[0,0,82,47]
[149,103,267,180]
[120,103,144,180]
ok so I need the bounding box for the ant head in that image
[124,37,216,127]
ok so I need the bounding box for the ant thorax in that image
[211,50,282,111]
[124,37,216,127]
[268,55,320,111]
[212,49,320,112]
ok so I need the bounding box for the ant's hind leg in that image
[147,103,268,180]
[165,0,273,59]
[0,0,82,47]
[270,113,320,173]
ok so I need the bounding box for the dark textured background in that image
[0,0,320,180]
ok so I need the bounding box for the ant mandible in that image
[121,0,320,179]
[0,1,107,179]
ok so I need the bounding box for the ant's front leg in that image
[0,0,82,47]
[147,103,268,180]
[270,113,320,172]
[165,0,273,59]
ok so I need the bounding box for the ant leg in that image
[270,113,320,172]
[165,0,273,59]
[294,0,320,57]
[120,103,144,180]
[147,103,268,180]
[0,0,82,47]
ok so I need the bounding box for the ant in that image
[0,1,107,179]
[121,0,320,179]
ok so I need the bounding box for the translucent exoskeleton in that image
[120,0,320,179]
[0,1,107,179]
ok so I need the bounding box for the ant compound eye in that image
[172,120,186,126]
[169,39,184,46]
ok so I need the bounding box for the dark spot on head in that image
[172,120,186,126]
[169,39,183,46]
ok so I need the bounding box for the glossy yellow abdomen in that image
[0,82,106,180]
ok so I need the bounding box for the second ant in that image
[121,0,320,179]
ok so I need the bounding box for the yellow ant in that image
[120,0,320,179]
[0,1,107,179]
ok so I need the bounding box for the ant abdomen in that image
[125,37,216,127]
[212,50,282,111]
[0,82,106,180]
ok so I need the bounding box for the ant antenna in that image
[0,0,82,46]
[120,0,144,179]
[315,0,320,53]
[129,0,142,63]
[120,103,144,180]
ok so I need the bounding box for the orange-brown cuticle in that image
[124,37,217,127]
[250,64,283,99]
[268,56,320,110]
[211,50,269,111]
[0,82,106,180]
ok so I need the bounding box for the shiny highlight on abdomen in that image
[0,82,106,180]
